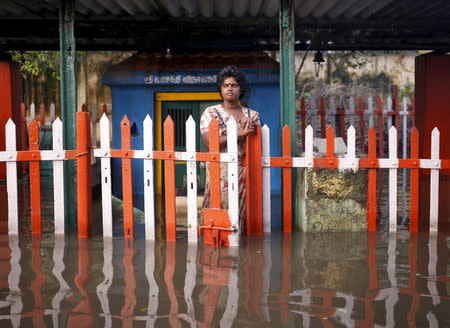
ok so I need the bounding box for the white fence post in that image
[386,96,393,130]
[388,126,398,232]
[100,114,113,237]
[429,128,440,232]
[227,116,239,246]
[6,119,18,235]
[53,118,65,235]
[143,115,155,240]
[348,96,355,128]
[186,116,198,243]
[262,124,271,233]
[401,97,408,225]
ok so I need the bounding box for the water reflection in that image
[0,232,448,327]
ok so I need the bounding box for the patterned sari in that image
[199,104,260,232]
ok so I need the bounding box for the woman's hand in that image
[238,117,255,137]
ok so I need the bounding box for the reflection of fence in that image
[0,233,445,326]
[0,112,448,240]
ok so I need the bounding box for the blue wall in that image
[104,66,283,230]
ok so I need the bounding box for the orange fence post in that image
[20,103,27,175]
[209,119,220,209]
[121,115,134,239]
[164,116,176,242]
[282,125,292,233]
[409,128,419,232]
[367,128,378,232]
[29,119,41,235]
[76,112,92,238]
[245,125,263,235]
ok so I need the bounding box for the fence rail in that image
[0,112,448,242]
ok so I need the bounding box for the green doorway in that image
[162,100,219,191]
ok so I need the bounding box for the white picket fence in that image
[0,114,446,240]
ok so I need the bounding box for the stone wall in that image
[298,168,368,232]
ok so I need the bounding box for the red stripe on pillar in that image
[121,115,134,239]
[77,112,92,238]
[409,128,419,232]
[164,116,176,241]
[29,120,41,235]
[282,125,291,233]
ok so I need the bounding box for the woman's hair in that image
[217,65,247,99]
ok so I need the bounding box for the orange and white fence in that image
[0,112,448,242]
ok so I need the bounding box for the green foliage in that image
[400,82,414,98]
[9,51,86,79]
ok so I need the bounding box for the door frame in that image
[154,92,221,195]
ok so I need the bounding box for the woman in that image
[200,65,260,232]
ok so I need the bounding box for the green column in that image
[279,0,296,133]
[280,0,299,230]
[59,0,77,229]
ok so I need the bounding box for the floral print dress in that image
[199,104,260,232]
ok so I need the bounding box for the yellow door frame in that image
[154,92,221,195]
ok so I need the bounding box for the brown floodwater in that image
[0,230,448,327]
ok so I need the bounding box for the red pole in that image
[76,112,92,238]
[282,125,292,233]
[245,125,263,235]
[164,116,176,241]
[29,120,42,235]
[409,128,419,232]
[367,128,378,232]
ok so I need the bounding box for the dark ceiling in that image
[0,0,449,51]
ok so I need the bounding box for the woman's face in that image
[220,77,241,103]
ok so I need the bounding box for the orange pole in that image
[358,97,365,153]
[319,97,326,138]
[121,240,136,328]
[164,116,176,241]
[208,119,221,209]
[76,112,92,238]
[282,125,292,233]
[39,103,45,125]
[121,116,134,239]
[409,128,419,232]
[245,125,263,235]
[29,120,41,235]
[367,128,377,232]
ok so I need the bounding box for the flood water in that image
[0,231,448,327]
